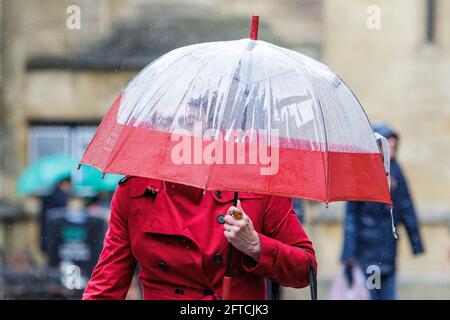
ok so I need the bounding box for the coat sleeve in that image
[396,167,425,255]
[341,201,360,262]
[82,182,137,300]
[241,196,317,288]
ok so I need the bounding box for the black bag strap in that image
[308,257,318,300]
[297,247,317,300]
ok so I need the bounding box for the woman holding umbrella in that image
[83,177,316,300]
[81,16,391,300]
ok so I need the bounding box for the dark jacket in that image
[47,212,107,280]
[40,187,70,252]
[341,160,424,275]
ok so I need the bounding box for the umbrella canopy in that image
[80,20,390,205]
[72,165,123,197]
[16,155,74,196]
[16,155,123,196]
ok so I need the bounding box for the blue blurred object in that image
[372,122,399,139]
[16,155,123,196]
[16,155,75,196]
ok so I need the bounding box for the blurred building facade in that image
[318,0,450,299]
[0,0,449,299]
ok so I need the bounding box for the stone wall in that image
[323,0,450,214]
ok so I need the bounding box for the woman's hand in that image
[223,200,261,262]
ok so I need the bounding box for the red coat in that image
[83,177,317,300]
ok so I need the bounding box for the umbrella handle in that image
[222,192,239,300]
[222,276,232,300]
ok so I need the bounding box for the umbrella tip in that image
[249,15,259,40]
[77,164,81,170]
[101,172,105,179]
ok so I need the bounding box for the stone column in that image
[1,0,27,201]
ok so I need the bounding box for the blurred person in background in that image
[341,123,424,300]
[85,191,113,221]
[40,176,72,254]
[46,204,107,299]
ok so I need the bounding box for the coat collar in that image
[129,177,164,198]
[128,176,266,201]
[129,177,204,201]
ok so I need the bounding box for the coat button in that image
[213,253,223,264]
[217,214,225,224]
[175,288,184,295]
[146,186,157,195]
[158,261,168,271]
[215,191,222,199]
[204,288,214,296]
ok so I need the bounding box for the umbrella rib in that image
[128,43,215,127]
[102,45,220,175]
[214,41,250,137]
[330,71,377,149]
[166,45,227,133]
[276,47,331,203]
[313,85,331,204]
[259,47,271,194]
[153,46,230,187]
[204,41,249,190]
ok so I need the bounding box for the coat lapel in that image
[142,190,197,246]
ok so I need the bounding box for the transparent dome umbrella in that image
[79,16,392,299]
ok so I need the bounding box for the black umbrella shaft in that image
[225,192,239,277]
